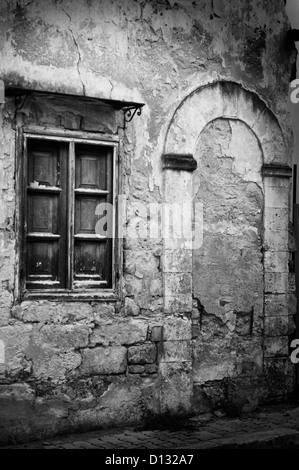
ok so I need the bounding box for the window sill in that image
[22,290,119,302]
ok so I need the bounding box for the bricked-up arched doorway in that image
[192,118,264,385]
[162,81,294,411]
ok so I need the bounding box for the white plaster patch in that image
[229,120,263,184]
[194,361,237,384]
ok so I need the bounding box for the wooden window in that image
[21,134,117,295]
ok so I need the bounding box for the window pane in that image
[27,141,59,187]
[26,241,59,288]
[75,195,107,235]
[24,138,115,293]
[75,144,111,191]
[74,240,112,286]
[27,194,59,233]
[74,143,114,289]
[25,140,68,290]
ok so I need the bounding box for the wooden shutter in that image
[25,140,68,289]
[74,143,113,289]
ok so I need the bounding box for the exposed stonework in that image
[0,0,296,444]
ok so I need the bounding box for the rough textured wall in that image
[0,0,296,443]
[192,118,264,387]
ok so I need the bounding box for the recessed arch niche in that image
[162,81,292,389]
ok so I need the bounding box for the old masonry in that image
[0,0,297,443]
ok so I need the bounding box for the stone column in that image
[162,154,197,315]
[159,153,196,414]
[262,164,295,397]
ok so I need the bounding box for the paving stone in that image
[3,403,299,449]
[61,443,83,449]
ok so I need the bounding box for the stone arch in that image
[162,80,292,376]
[164,81,287,165]
[160,81,292,412]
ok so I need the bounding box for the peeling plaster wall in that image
[192,119,264,386]
[0,0,296,443]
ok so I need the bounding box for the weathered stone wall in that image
[0,0,296,443]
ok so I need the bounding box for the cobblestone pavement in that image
[3,403,299,449]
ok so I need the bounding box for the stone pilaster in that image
[262,164,293,392]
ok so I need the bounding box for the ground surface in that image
[3,403,299,449]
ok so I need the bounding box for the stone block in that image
[124,274,143,297]
[162,317,192,341]
[263,177,290,189]
[30,350,82,383]
[124,250,159,278]
[124,298,140,316]
[264,208,289,233]
[164,166,193,203]
[265,273,288,294]
[288,294,297,316]
[164,273,192,297]
[16,301,95,323]
[90,303,116,318]
[0,324,32,375]
[289,315,296,335]
[159,362,193,414]
[264,316,289,337]
[34,325,90,350]
[193,347,239,385]
[163,249,192,273]
[264,358,295,397]
[164,237,193,251]
[90,320,148,347]
[222,90,239,118]
[139,298,163,314]
[264,294,288,317]
[164,295,193,313]
[38,114,61,126]
[0,291,13,326]
[144,364,158,374]
[149,278,163,296]
[264,229,288,251]
[129,365,145,374]
[264,337,289,358]
[288,273,296,294]
[237,91,265,131]
[0,383,35,403]
[81,347,127,375]
[150,326,164,342]
[141,377,161,416]
[264,251,288,273]
[264,186,289,209]
[89,382,143,428]
[128,344,157,365]
[192,84,223,128]
[161,341,192,363]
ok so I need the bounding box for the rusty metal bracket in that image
[124,104,144,124]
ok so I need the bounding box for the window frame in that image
[16,126,121,302]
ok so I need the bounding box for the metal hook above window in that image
[124,105,144,123]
